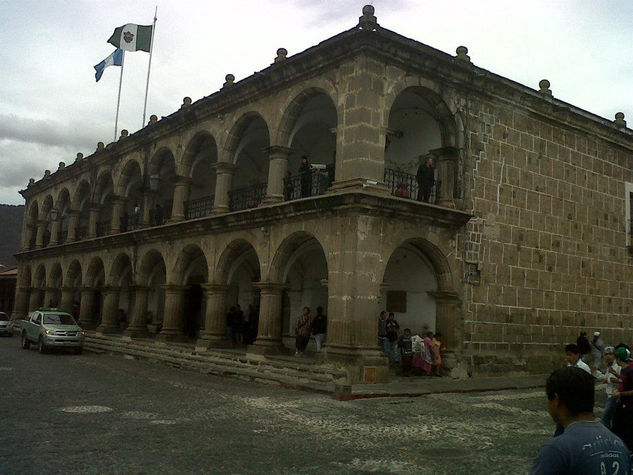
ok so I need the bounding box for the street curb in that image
[331,383,545,400]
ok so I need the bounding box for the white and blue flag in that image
[94,48,124,82]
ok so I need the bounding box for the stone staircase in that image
[84,333,349,393]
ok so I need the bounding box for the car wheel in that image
[74,347,83,355]
[21,333,30,349]
[38,337,47,354]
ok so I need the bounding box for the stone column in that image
[12,286,30,320]
[22,224,36,250]
[110,196,126,233]
[263,146,292,203]
[156,285,187,341]
[66,210,79,242]
[44,286,59,307]
[28,288,43,311]
[212,162,236,213]
[60,286,76,314]
[87,207,99,239]
[35,219,47,248]
[49,218,61,246]
[428,290,462,351]
[142,192,154,226]
[197,284,229,348]
[170,176,191,222]
[78,287,96,329]
[430,146,458,208]
[96,286,120,333]
[249,283,286,354]
[124,285,150,337]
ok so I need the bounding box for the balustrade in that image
[229,184,267,211]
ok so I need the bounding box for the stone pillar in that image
[124,285,150,337]
[325,215,388,383]
[170,176,191,222]
[263,146,292,203]
[87,207,99,239]
[35,219,47,248]
[212,162,236,213]
[142,192,154,226]
[66,210,79,242]
[197,284,230,348]
[49,218,61,246]
[28,288,43,312]
[156,285,187,341]
[96,286,120,333]
[428,290,462,352]
[12,286,30,320]
[430,146,458,208]
[110,196,126,233]
[249,283,286,354]
[330,55,389,194]
[60,286,76,314]
[78,287,96,329]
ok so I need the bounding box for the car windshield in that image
[0,313,8,321]
[43,314,76,325]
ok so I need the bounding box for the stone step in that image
[84,334,347,392]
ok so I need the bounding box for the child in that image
[398,328,413,377]
[432,332,445,377]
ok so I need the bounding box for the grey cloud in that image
[0,114,99,149]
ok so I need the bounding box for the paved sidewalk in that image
[334,373,548,400]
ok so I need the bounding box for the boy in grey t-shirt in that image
[531,367,631,474]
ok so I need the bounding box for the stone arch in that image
[181,130,219,177]
[269,231,329,338]
[215,239,261,285]
[55,187,72,243]
[47,262,63,307]
[33,264,46,289]
[172,244,209,338]
[20,265,32,288]
[72,180,91,240]
[41,194,54,247]
[24,200,39,249]
[95,171,115,236]
[138,249,167,328]
[30,264,46,310]
[64,260,82,287]
[148,147,177,222]
[108,252,134,286]
[115,157,144,217]
[85,257,106,287]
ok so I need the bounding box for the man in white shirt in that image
[565,343,592,374]
[598,346,621,429]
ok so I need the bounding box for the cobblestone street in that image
[0,337,605,474]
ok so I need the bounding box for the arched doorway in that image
[183,132,218,218]
[149,149,176,224]
[173,245,208,339]
[47,263,63,308]
[84,257,105,328]
[139,250,166,332]
[109,253,134,331]
[64,260,82,319]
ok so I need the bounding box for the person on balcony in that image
[416,155,435,203]
[299,155,312,198]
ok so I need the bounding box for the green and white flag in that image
[108,24,152,52]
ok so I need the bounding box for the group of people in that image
[294,306,327,356]
[377,311,445,377]
[530,331,633,473]
[226,304,259,346]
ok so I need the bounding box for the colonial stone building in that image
[13,6,633,381]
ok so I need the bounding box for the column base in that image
[248,338,287,356]
[325,344,389,383]
[195,334,233,351]
[123,325,150,338]
[96,323,120,334]
[155,330,186,343]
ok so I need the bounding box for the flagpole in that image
[114,50,126,142]
[142,6,158,128]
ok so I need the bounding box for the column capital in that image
[128,284,150,292]
[101,285,121,295]
[161,284,189,292]
[200,283,229,293]
[80,285,97,292]
[212,161,237,174]
[253,282,286,293]
[174,175,192,186]
[264,145,293,158]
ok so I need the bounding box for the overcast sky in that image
[0,0,631,205]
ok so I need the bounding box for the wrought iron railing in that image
[383,167,436,203]
[96,220,111,237]
[185,195,215,219]
[283,168,332,201]
[229,183,267,211]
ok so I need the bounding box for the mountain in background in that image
[0,204,24,268]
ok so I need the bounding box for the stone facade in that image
[13,6,633,381]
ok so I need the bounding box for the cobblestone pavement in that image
[0,336,608,474]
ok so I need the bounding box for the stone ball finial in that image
[539,79,552,96]
[614,112,627,128]
[76,152,84,161]
[181,97,192,108]
[223,74,235,89]
[275,48,288,63]
[359,4,378,30]
[58,162,65,170]
[149,114,158,125]
[28,178,35,187]
[96,142,105,152]
[120,129,129,139]
[44,170,51,178]
[455,46,470,62]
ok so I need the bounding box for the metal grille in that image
[383,167,436,203]
[185,195,215,219]
[229,184,267,211]
[283,169,332,201]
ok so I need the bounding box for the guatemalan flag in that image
[108,24,153,52]
[94,48,123,82]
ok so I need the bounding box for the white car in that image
[0,312,13,336]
